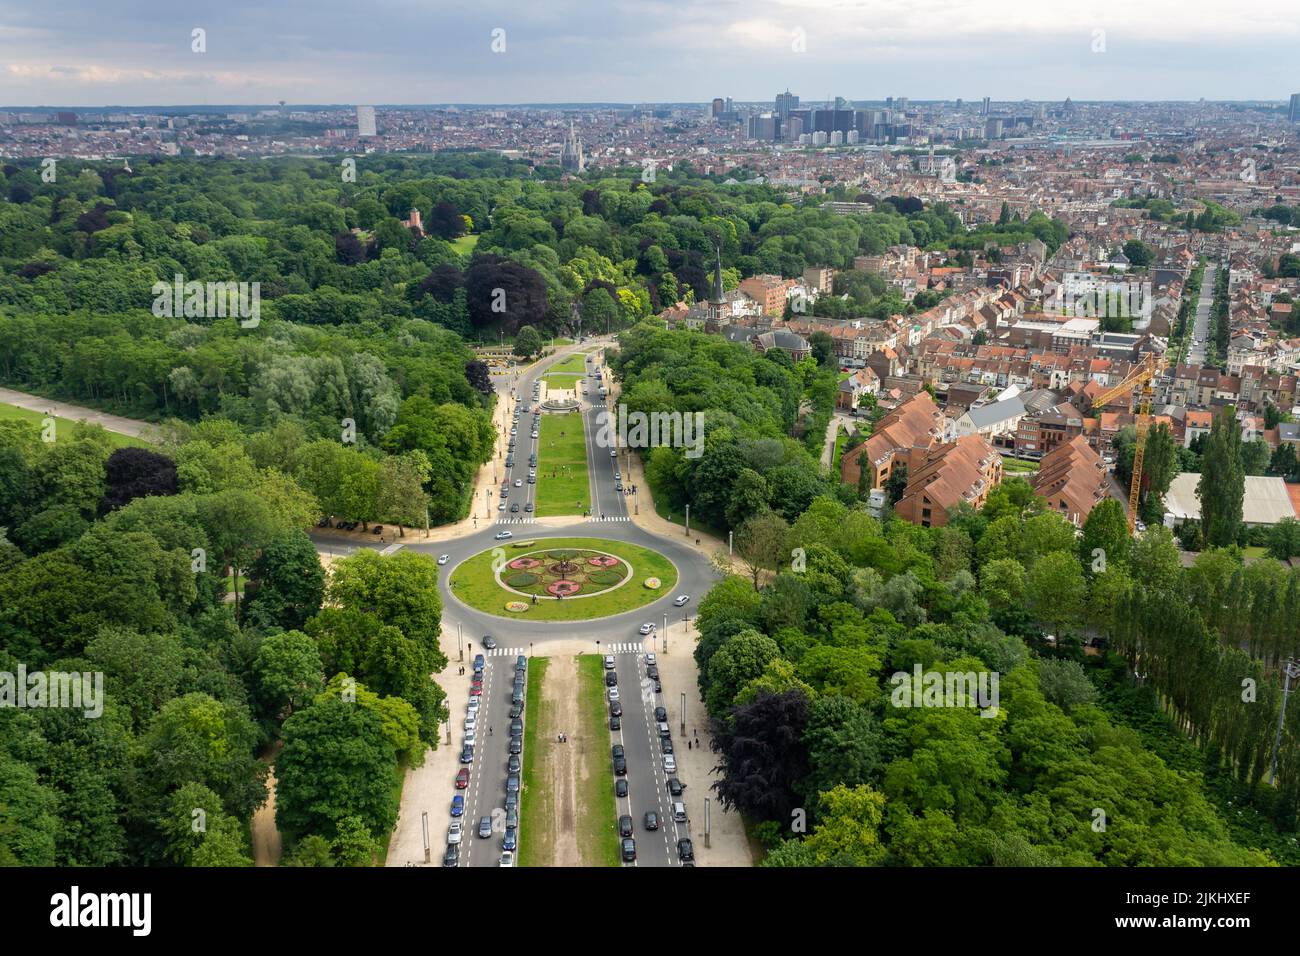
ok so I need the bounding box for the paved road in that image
[418,339,717,869]
[1185,263,1216,366]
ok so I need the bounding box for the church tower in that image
[705,242,726,333]
[561,121,585,174]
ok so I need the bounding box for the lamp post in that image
[728,530,733,557]
[457,623,463,662]
[421,810,430,864]
[684,504,690,538]
[704,798,711,849]
[1270,658,1300,785]
[680,690,686,736]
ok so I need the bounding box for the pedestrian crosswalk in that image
[495,517,538,524]
[587,515,631,522]
[481,642,647,657]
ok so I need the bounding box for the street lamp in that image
[1270,658,1300,785]
[680,690,686,736]
[457,623,463,662]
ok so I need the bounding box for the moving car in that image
[437,554,450,565]
[495,530,513,540]
[482,636,497,650]
[673,595,691,607]
[478,816,493,839]
[514,479,522,487]
[510,503,520,513]
[639,623,655,635]
[525,503,534,512]
[643,811,659,831]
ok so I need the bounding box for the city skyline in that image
[2,0,1299,106]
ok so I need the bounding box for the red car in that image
[455,768,469,789]
[469,685,483,696]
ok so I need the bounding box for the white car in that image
[464,731,476,746]
[499,851,515,867]
[608,685,621,701]
[438,554,450,565]
[514,479,523,488]
[638,622,655,635]
[495,531,513,540]
[673,595,690,607]
[663,754,676,774]
[604,655,616,669]
[447,822,463,845]
[645,653,657,666]
[467,697,480,713]
[464,716,477,732]
[610,449,617,457]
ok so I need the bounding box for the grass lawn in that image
[831,431,848,475]
[1000,456,1040,474]
[535,413,590,517]
[447,536,678,622]
[0,402,147,449]
[577,654,620,867]
[517,657,550,868]
[543,353,589,390]
[451,234,479,257]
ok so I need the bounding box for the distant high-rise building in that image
[560,121,586,173]
[984,117,1003,140]
[1290,93,1300,122]
[712,98,725,118]
[783,115,803,141]
[356,105,376,138]
[982,96,990,116]
[56,111,78,126]
[776,89,799,118]
[748,113,778,141]
[955,98,963,109]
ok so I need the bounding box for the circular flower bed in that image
[494,547,633,600]
[546,580,582,596]
[644,577,662,589]
[588,555,620,567]
[507,557,541,570]
[505,601,529,613]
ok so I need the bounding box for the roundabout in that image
[447,536,679,622]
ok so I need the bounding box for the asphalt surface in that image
[1185,263,1216,366]
[341,340,717,868]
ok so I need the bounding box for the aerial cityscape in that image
[1,0,1298,932]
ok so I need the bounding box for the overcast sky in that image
[2,0,1298,107]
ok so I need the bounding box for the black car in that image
[511,718,523,736]
[604,670,617,687]
[654,680,662,693]
[509,737,522,755]
[609,715,621,731]
[613,755,627,775]
[516,655,527,670]
[621,838,637,863]
[612,744,625,760]
[510,503,519,513]
[654,706,667,722]
[660,737,673,755]
[644,811,659,831]
[509,702,523,719]
[618,815,634,838]
[508,754,521,774]
[615,778,629,798]
[443,843,459,867]
[609,700,623,717]
[482,636,497,650]
[646,665,659,680]
[667,777,685,797]
[460,744,475,763]
[677,838,694,863]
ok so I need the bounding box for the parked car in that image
[608,686,620,701]
[666,778,684,797]
[645,653,657,666]
[615,778,629,798]
[443,843,459,867]
[663,754,676,774]
[621,838,637,862]
[502,826,517,851]
[619,815,634,838]
[609,715,621,730]
[460,744,474,764]
[654,706,667,722]
[451,794,465,816]
[507,774,520,793]
[478,816,493,839]
[613,755,627,775]
[605,670,618,687]
[677,838,695,864]
[447,822,463,844]
[508,755,521,774]
[455,769,469,789]
[499,851,514,867]
[603,655,616,669]
[609,700,623,717]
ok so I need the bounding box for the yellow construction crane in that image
[1091,352,1165,534]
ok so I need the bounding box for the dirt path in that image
[544,656,583,867]
[252,754,283,866]
[0,386,160,439]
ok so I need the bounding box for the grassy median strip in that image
[535,412,590,516]
[517,657,551,868]
[577,654,620,867]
